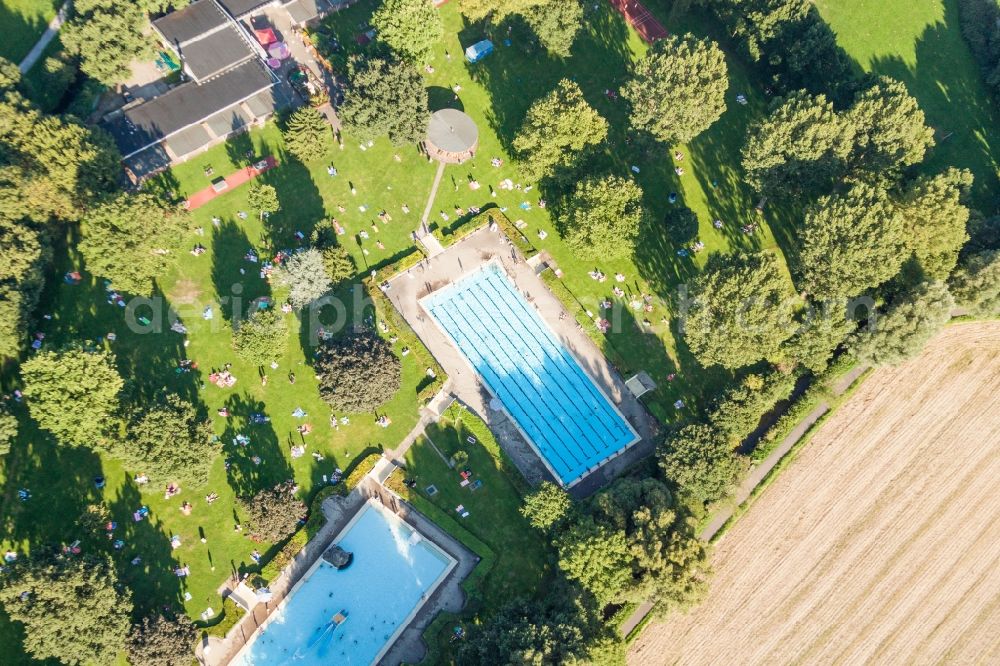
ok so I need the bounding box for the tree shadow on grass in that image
[260,151,328,250]
[869,13,1000,211]
[459,2,635,153]
[220,393,293,499]
[107,476,185,617]
[115,280,203,405]
[211,219,273,323]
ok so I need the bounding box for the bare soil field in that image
[630,322,1000,666]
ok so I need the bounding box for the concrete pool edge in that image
[417,259,642,488]
[227,498,458,666]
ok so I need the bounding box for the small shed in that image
[424,108,479,164]
[465,39,494,63]
[625,371,657,399]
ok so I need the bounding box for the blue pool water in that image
[423,263,637,485]
[233,503,452,666]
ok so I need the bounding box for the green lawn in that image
[386,405,549,660]
[0,0,59,63]
[816,0,1000,209]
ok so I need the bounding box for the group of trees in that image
[79,192,189,296]
[0,62,120,359]
[513,31,729,258]
[742,80,935,199]
[0,547,197,665]
[527,478,709,612]
[20,346,218,488]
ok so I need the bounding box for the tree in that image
[623,34,729,145]
[659,424,744,504]
[665,205,700,245]
[521,481,572,530]
[0,403,17,455]
[21,346,123,446]
[556,519,632,605]
[247,183,279,221]
[233,307,288,366]
[79,193,187,296]
[560,174,648,259]
[708,370,798,446]
[799,182,908,299]
[339,56,429,145]
[76,503,111,535]
[950,250,1000,317]
[126,614,198,666]
[315,329,401,412]
[513,79,608,181]
[683,251,795,369]
[850,281,955,366]
[847,77,935,174]
[0,552,132,664]
[780,301,855,373]
[741,91,852,196]
[275,248,332,308]
[112,395,218,488]
[524,0,584,57]
[281,107,333,163]
[238,480,306,543]
[898,168,972,280]
[311,227,356,286]
[62,0,154,86]
[372,0,443,63]
[0,215,49,359]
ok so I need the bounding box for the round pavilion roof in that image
[426,108,478,153]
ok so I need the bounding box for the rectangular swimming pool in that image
[422,262,639,485]
[231,501,454,666]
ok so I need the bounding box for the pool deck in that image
[200,474,478,666]
[384,225,657,497]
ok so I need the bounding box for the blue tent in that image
[465,39,494,63]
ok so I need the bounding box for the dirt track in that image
[629,322,1000,666]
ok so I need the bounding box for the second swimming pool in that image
[423,263,638,485]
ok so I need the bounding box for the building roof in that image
[180,24,254,81]
[285,0,328,24]
[426,108,478,153]
[217,0,273,17]
[153,0,229,45]
[102,59,276,158]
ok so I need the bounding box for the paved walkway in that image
[619,363,869,638]
[184,156,278,210]
[18,1,70,74]
[606,0,668,43]
[420,161,447,227]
